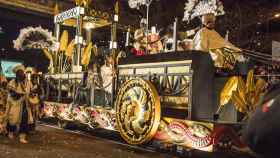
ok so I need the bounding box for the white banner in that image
[54,7,84,23]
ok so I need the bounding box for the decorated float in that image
[14,0,279,157]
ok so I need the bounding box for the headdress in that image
[25,67,34,74]
[12,64,25,73]
[183,0,225,22]
[13,26,57,51]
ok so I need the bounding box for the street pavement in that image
[0,125,177,158]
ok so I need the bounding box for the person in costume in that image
[25,67,41,132]
[183,0,244,69]
[0,76,8,134]
[132,18,147,56]
[100,54,114,107]
[193,13,243,69]
[193,13,240,52]
[5,64,33,143]
[0,75,8,109]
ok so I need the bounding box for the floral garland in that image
[13,26,57,51]
[183,0,225,22]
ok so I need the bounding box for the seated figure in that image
[132,19,146,56]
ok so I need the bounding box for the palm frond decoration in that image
[42,48,53,61]
[245,70,254,94]
[65,39,75,58]
[42,48,54,73]
[219,76,238,106]
[54,2,60,15]
[59,30,69,52]
[219,70,266,119]
[74,0,82,6]
[115,1,119,14]
[74,0,92,7]
[13,26,57,51]
[81,42,93,66]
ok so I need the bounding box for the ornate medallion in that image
[115,78,161,144]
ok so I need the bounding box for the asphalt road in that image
[0,125,177,158]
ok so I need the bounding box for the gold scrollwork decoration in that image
[115,78,161,144]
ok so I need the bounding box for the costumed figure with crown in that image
[183,0,244,70]
[182,0,267,122]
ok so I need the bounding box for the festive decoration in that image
[115,1,119,14]
[183,0,225,22]
[115,78,161,144]
[219,70,266,119]
[54,2,60,15]
[59,30,69,52]
[42,48,54,73]
[155,118,214,152]
[13,26,56,51]
[65,39,75,58]
[43,101,247,153]
[44,101,116,130]
[81,42,93,66]
[220,76,239,106]
[74,0,92,7]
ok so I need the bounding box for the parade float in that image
[13,0,278,157]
